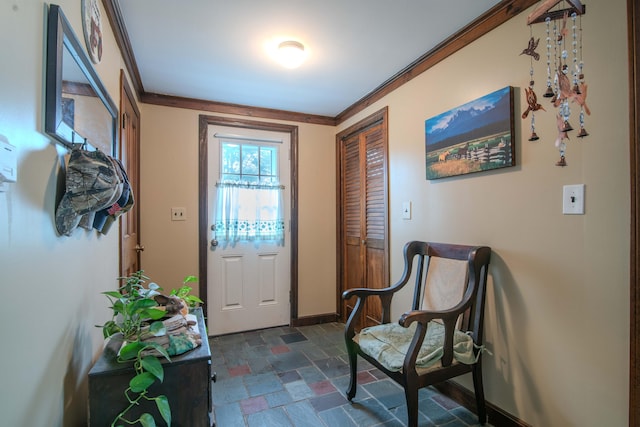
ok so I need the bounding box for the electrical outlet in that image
[171,207,186,221]
[562,184,585,215]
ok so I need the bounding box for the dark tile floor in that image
[210,322,490,427]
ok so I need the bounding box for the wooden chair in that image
[342,241,491,426]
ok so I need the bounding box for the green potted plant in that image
[98,271,201,427]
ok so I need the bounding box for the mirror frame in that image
[45,4,117,153]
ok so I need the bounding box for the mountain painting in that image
[425,86,515,179]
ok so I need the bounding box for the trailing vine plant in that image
[170,275,203,308]
[99,271,172,427]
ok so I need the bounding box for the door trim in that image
[198,115,299,330]
[629,0,639,423]
[118,70,141,276]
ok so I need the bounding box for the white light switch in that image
[0,140,17,183]
[562,184,585,215]
[402,201,412,220]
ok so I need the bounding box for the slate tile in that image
[362,379,405,410]
[246,407,293,427]
[283,400,325,427]
[284,379,316,401]
[244,371,283,397]
[318,406,357,427]
[309,379,337,396]
[308,391,348,412]
[213,402,245,427]
[281,331,308,344]
[212,376,249,405]
[265,390,293,408]
[240,396,268,415]
[314,356,351,378]
[342,397,395,427]
[268,350,312,372]
[278,370,302,384]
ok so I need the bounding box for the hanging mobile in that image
[543,17,555,98]
[555,22,573,128]
[573,12,590,137]
[554,11,572,166]
[521,25,544,141]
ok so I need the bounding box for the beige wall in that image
[338,1,630,425]
[138,106,337,317]
[0,0,632,426]
[0,1,129,426]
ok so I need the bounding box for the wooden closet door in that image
[338,108,389,329]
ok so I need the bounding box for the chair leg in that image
[345,342,358,401]
[404,383,419,427]
[472,364,487,425]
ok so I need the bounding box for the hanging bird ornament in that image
[521,25,544,141]
[557,11,569,41]
[553,64,573,108]
[520,37,541,61]
[572,83,590,115]
[522,86,546,119]
[555,113,568,166]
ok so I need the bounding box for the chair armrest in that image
[398,308,461,327]
[342,286,398,338]
[342,286,396,301]
[398,303,472,370]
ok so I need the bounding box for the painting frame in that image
[425,86,515,180]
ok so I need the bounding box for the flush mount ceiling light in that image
[277,40,306,69]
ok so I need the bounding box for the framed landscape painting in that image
[425,86,515,180]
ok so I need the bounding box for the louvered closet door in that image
[340,120,389,329]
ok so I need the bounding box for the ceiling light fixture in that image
[277,40,305,69]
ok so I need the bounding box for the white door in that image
[207,125,291,335]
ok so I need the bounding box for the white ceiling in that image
[117,0,502,117]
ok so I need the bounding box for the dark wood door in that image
[338,107,389,329]
[119,71,141,277]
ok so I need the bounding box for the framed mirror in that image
[45,4,117,154]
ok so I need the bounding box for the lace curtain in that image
[213,181,285,246]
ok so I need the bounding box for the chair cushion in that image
[355,321,476,373]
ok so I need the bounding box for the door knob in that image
[135,244,145,253]
[211,239,219,247]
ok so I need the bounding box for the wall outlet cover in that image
[171,207,186,221]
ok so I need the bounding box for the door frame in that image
[198,115,299,330]
[118,70,141,276]
[629,0,640,423]
[335,107,389,322]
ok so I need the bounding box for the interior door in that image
[338,108,389,329]
[207,125,291,335]
[119,72,141,277]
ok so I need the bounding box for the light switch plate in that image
[562,184,585,215]
[0,140,17,183]
[402,201,411,220]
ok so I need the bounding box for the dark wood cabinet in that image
[88,308,212,427]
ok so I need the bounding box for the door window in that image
[213,141,285,245]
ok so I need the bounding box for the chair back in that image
[403,241,491,342]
